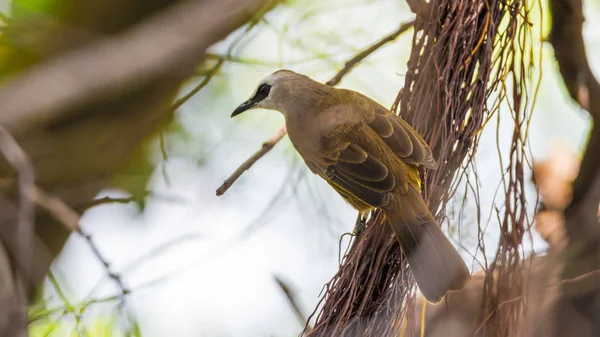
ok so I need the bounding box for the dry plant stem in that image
[30,186,130,299]
[324,20,415,87]
[215,20,415,196]
[0,173,130,303]
[0,0,272,135]
[274,275,312,332]
[0,126,129,330]
[216,125,286,196]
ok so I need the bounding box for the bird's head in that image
[231,69,312,118]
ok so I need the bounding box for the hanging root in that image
[306,0,539,336]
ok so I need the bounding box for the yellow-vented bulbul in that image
[231,69,470,302]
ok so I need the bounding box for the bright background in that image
[14,0,599,336]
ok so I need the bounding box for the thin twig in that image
[325,20,414,87]
[159,132,171,187]
[473,295,525,336]
[215,20,415,196]
[47,271,75,313]
[274,275,312,332]
[170,58,225,112]
[171,6,265,112]
[30,186,130,302]
[76,192,184,212]
[216,125,287,196]
[78,196,139,211]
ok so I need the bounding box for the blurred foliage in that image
[12,0,56,18]
[3,0,584,335]
[30,315,139,337]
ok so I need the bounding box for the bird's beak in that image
[231,100,257,117]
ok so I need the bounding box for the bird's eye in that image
[254,83,271,100]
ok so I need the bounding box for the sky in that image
[21,0,599,336]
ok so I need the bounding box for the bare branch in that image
[0,126,35,282]
[75,193,184,212]
[28,185,130,302]
[274,275,312,332]
[0,126,35,337]
[549,0,600,120]
[216,125,287,196]
[549,0,600,235]
[324,20,414,87]
[80,196,140,210]
[547,0,600,335]
[216,21,415,196]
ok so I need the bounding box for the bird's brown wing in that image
[366,105,437,169]
[313,128,396,209]
[304,100,433,209]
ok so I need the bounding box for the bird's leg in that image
[353,212,366,236]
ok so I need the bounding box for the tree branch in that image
[0,127,35,283]
[549,0,600,241]
[324,20,414,87]
[215,20,415,196]
[0,0,278,267]
[274,275,312,332]
[29,184,131,302]
[0,0,275,135]
[216,125,287,196]
[0,1,278,334]
[548,0,600,335]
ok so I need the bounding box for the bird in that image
[231,69,470,302]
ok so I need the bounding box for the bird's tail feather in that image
[386,191,470,303]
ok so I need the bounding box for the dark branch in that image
[549,0,600,241]
[0,0,274,135]
[30,185,131,302]
[0,127,35,283]
[548,0,600,335]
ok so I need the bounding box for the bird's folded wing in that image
[319,142,395,208]
[367,106,437,169]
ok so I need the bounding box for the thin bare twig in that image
[159,132,171,187]
[325,21,414,87]
[274,275,312,332]
[0,134,131,324]
[78,196,139,210]
[216,125,287,196]
[75,192,184,212]
[30,185,130,301]
[216,20,415,196]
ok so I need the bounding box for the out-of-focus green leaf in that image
[12,0,56,18]
[30,316,127,337]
